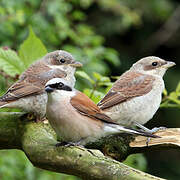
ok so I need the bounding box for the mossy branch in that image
[0,112,179,180]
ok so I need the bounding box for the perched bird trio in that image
[0,50,175,146]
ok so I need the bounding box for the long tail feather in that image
[105,124,160,138]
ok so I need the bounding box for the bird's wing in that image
[70,91,117,124]
[97,71,155,109]
[0,79,43,102]
[0,62,66,102]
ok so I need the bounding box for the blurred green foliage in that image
[0,150,80,180]
[161,82,180,109]
[123,154,147,172]
[0,0,180,179]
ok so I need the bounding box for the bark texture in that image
[1,112,179,180]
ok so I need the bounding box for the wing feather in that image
[70,91,117,124]
[0,61,66,102]
[98,71,155,109]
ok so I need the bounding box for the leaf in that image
[83,88,104,103]
[0,48,25,76]
[176,82,180,93]
[93,72,101,81]
[19,27,47,68]
[123,154,147,171]
[104,48,120,66]
[169,92,180,104]
[111,76,120,80]
[75,71,94,84]
[93,72,111,86]
[163,88,168,96]
[98,82,113,87]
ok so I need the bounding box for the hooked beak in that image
[163,61,176,68]
[45,86,54,93]
[70,61,83,68]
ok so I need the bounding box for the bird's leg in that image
[65,141,83,147]
[149,126,167,133]
[146,138,151,147]
[134,122,166,134]
[55,141,70,147]
[134,122,165,146]
[55,140,84,148]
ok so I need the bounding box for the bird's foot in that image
[55,141,95,156]
[134,122,166,134]
[55,141,84,147]
[64,141,84,147]
[55,141,69,147]
[145,127,165,146]
[148,126,166,133]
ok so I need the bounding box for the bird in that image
[97,56,176,133]
[45,78,159,146]
[0,50,82,121]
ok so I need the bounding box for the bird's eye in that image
[60,59,65,63]
[58,82,64,87]
[152,62,158,66]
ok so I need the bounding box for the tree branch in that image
[1,112,179,180]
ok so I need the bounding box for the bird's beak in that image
[70,61,83,68]
[45,86,54,93]
[163,61,176,68]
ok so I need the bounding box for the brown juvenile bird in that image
[0,50,82,120]
[45,78,158,146]
[97,56,175,133]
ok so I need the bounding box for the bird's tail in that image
[104,124,160,138]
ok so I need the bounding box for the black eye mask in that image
[48,82,72,91]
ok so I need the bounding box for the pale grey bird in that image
[97,56,175,133]
[0,50,82,121]
[45,78,158,146]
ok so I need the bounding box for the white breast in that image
[46,90,103,143]
[3,93,47,118]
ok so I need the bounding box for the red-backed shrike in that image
[0,50,82,120]
[45,78,158,146]
[97,56,175,133]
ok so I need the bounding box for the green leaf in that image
[19,27,47,68]
[93,72,111,83]
[123,154,147,171]
[98,82,113,87]
[93,72,102,81]
[168,92,180,104]
[176,82,180,93]
[111,76,120,80]
[75,71,94,84]
[163,88,168,96]
[104,48,120,66]
[83,88,104,103]
[0,48,25,76]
